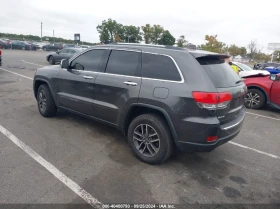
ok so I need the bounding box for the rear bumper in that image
[174,107,245,152]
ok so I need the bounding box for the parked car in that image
[254,62,280,70]
[0,47,2,66]
[33,44,246,164]
[34,42,49,49]
[63,44,77,48]
[243,74,280,109]
[46,48,84,65]
[80,45,90,49]
[11,41,39,50]
[42,43,63,51]
[264,66,280,74]
[0,39,10,49]
[232,62,270,78]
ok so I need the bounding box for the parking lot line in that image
[22,60,45,67]
[0,125,102,208]
[0,67,33,80]
[246,112,280,121]
[229,141,280,159]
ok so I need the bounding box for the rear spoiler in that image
[189,50,230,59]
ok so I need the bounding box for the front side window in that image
[105,50,139,76]
[70,49,105,71]
[60,49,68,53]
[141,53,181,81]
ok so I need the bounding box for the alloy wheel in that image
[38,90,47,113]
[245,92,260,108]
[133,124,160,157]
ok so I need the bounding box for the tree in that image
[228,44,241,57]
[115,34,121,42]
[96,18,123,42]
[199,35,225,53]
[240,47,247,56]
[247,39,258,61]
[141,24,154,44]
[123,25,142,43]
[177,35,188,47]
[158,30,175,45]
[151,25,164,44]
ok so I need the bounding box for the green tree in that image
[123,25,142,43]
[96,18,123,42]
[228,44,241,57]
[158,30,175,45]
[151,25,164,44]
[177,35,188,47]
[199,35,225,53]
[141,24,153,44]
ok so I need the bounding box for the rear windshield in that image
[197,57,242,88]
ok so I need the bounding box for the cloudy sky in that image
[1,0,279,52]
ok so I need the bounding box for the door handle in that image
[124,81,137,86]
[83,75,93,79]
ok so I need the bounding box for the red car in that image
[243,74,280,109]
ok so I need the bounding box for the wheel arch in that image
[33,79,58,106]
[122,103,178,141]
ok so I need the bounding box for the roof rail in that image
[107,42,187,51]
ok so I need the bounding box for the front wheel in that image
[37,84,57,117]
[127,114,173,165]
[48,56,55,65]
[244,89,266,109]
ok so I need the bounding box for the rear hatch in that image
[195,55,246,124]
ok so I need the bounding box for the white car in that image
[233,62,270,78]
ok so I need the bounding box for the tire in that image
[43,47,46,51]
[22,47,25,50]
[127,114,173,165]
[48,56,55,65]
[244,89,266,109]
[37,84,57,117]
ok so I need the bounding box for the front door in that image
[271,79,280,106]
[56,49,106,116]
[94,49,142,125]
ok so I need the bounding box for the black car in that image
[0,47,2,66]
[11,41,39,50]
[33,43,246,164]
[42,43,63,51]
[46,48,84,65]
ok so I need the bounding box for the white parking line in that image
[0,67,33,80]
[229,141,280,159]
[246,112,280,121]
[22,60,45,67]
[0,125,102,208]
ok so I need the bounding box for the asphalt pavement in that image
[0,49,279,208]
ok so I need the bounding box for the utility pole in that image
[41,22,42,42]
[53,30,54,43]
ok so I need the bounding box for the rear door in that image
[196,56,246,124]
[93,49,142,125]
[271,79,280,106]
[56,49,106,116]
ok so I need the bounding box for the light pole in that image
[41,22,42,42]
[53,30,54,43]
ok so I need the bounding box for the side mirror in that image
[56,50,60,54]
[269,74,278,81]
[60,59,69,69]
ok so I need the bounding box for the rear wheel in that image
[37,84,57,117]
[48,56,55,65]
[22,47,25,50]
[245,89,266,109]
[127,114,173,165]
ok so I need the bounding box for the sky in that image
[1,0,279,52]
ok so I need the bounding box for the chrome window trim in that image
[65,47,185,84]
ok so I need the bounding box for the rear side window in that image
[70,49,105,71]
[142,53,181,81]
[197,57,241,88]
[106,50,139,76]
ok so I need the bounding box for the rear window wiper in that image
[235,80,242,84]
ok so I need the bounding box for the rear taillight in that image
[0,49,2,55]
[192,92,232,110]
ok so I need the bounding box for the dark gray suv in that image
[33,44,246,164]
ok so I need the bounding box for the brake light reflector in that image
[192,92,232,110]
[207,136,218,142]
